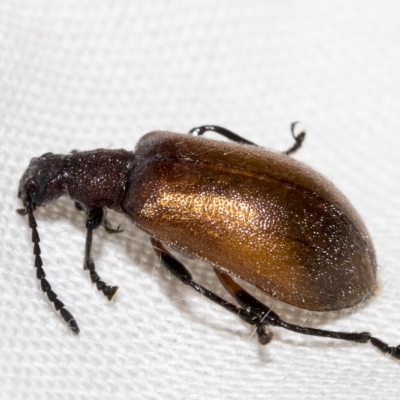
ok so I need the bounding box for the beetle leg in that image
[151,238,260,327]
[214,270,400,359]
[214,269,274,344]
[151,238,400,358]
[102,218,123,234]
[189,125,257,146]
[84,207,118,300]
[189,123,306,155]
[75,202,123,235]
[283,122,306,155]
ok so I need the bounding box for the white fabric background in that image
[1,1,400,399]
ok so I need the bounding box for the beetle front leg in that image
[76,201,123,234]
[84,208,118,300]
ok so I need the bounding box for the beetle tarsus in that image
[370,337,400,359]
[103,219,123,234]
[105,285,119,301]
[283,122,306,155]
[256,324,274,345]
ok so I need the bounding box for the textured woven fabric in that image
[1,1,400,399]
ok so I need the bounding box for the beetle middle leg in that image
[151,238,261,328]
[84,207,118,300]
[214,270,400,358]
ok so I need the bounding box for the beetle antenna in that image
[22,204,80,334]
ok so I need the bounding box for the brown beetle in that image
[17,125,400,359]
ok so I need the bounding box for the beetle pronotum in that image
[17,124,400,359]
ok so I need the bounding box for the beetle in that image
[17,124,400,359]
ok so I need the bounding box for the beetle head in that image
[18,152,68,211]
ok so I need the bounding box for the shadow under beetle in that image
[17,124,400,359]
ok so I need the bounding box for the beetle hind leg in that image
[84,208,118,300]
[150,238,400,359]
[189,125,257,146]
[283,122,306,155]
[189,123,306,155]
[214,270,400,359]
